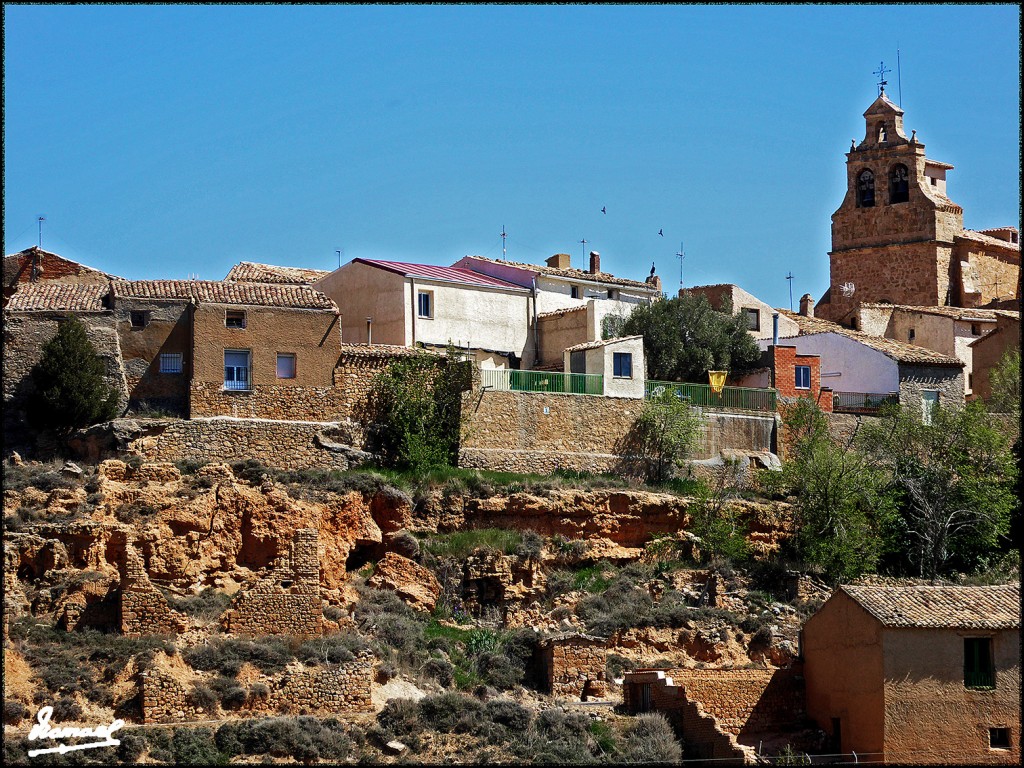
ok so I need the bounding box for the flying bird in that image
[658,229,664,236]
[601,206,606,214]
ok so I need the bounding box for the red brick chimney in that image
[589,251,601,274]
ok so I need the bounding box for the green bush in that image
[418,691,483,732]
[163,588,232,620]
[422,528,524,559]
[171,727,224,765]
[619,713,682,764]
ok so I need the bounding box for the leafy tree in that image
[370,347,472,472]
[782,399,896,582]
[988,348,1020,419]
[628,389,702,483]
[606,292,761,383]
[860,401,1017,579]
[27,315,119,434]
[687,463,751,565]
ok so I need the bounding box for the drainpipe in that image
[366,317,372,345]
[531,275,540,366]
[772,312,779,347]
[410,278,417,346]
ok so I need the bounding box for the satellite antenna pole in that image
[500,225,507,261]
[579,237,588,263]
[335,249,343,269]
[676,242,685,291]
[786,272,795,311]
[37,215,45,248]
[897,45,902,106]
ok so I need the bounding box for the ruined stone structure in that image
[120,545,190,637]
[537,633,608,700]
[462,550,547,617]
[3,246,117,305]
[817,90,1019,325]
[222,528,323,638]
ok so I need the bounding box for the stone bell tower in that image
[818,89,965,324]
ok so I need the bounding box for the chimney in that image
[772,312,779,346]
[546,253,572,269]
[799,293,815,317]
[589,251,601,275]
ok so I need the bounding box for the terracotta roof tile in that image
[110,280,337,310]
[777,310,963,366]
[840,584,1020,629]
[564,335,643,352]
[111,280,195,300]
[538,305,587,319]
[956,229,1021,251]
[460,255,660,291]
[225,261,331,285]
[5,283,108,312]
[860,304,1019,322]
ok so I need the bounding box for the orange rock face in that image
[368,552,441,612]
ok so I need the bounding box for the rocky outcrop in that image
[462,550,546,615]
[368,553,441,612]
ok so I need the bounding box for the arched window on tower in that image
[890,164,909,203]
[878,123,888,143]
[857,169,875,207]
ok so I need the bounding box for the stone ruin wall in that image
[120,545,189,638]
[542,639,608,700]
[223,528,323,638]
[141,655,374,724]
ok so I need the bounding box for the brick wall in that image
[223,529,323,638]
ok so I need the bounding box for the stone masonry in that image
[222,528,323,637]
[120,544,189,637]
[538,633,608,700]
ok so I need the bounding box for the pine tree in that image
[27,315,120,434]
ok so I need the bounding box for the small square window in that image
[989,728,1011,750]
[930,177,937,186]
[417,291,433,319]
[571,286,580,299]
[613,352,632,378]
[226,310,246,329]
[743,308,760,331]
[971,323,981,336]
[130,311,149,329]
[795,365,811,390]
[276,353,296,379]
[159,353,183,374]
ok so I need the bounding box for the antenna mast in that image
[897,45,903,106]
[500,225,507,261]
[579,237,588,264]
[335,248,343,269]
[786,272,795,311]
[37,215,45,248]
[675,242,685,291]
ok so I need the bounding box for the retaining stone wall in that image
[141,669,211,724]
[668,666,806,736]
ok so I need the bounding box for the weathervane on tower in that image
[873,61,891,96]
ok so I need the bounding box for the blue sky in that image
[4,4,1020,309]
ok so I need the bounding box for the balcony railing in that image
[480,368,604,396]
[644,380,777,412]
[964,668,995,689]
[832,391,899,414]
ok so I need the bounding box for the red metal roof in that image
[354,259,528,291]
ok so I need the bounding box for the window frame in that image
[276,352,297,380]
[743,307,760,331]
[613,351,633,379]
[225,310,247,329]
[417,290,433,319]
[989,728,1011,750]
[857,169,876,207]
[889,163,909,203]
[223,349,251,391]
[570,286,580,300]
[159,352,183,374]
[921,389,939,425]
[130,310,149,329]
[964,637,995,690]
[794,365,811,390]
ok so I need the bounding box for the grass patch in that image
[422,528,523,559]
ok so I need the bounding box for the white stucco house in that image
[563,335,646,399]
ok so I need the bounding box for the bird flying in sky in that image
[658,229,664,236]
[601,206,606,214]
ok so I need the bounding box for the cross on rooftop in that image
[873,61,891,95]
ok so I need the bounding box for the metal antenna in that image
[500,225,507,261]
[896,45,902,107]
[786,272,795,311]
[579,237,588,263]
[873,61,891,96]
[675,242,685,290]
[335,248,343,269]
[37,215,45,248]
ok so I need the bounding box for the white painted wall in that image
[759,333,899,393]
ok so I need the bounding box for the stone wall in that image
[539,635,607,700]
[141,655,374,724]
[189,382,351,423]
[460,389,776,474]
[120,545,189,637]
[134,418,359,470]
[223,529,323,638]
[896,363,965,414]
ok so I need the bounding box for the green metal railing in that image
[644,380,777,412]
[480,368,604,396]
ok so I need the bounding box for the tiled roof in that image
[840,584,1020,629]
[4,247,120,286]
[777,310,963,366]
[225,261,331,285]
[5,283,108,312]
[354,259,529,291]
[956,229,1021,251]
[111,280,337,310]
[338,343,440,358]
[860,304,1018,322]
[459,255,660,291]
[538,305,587,319]
[564,335,643,353]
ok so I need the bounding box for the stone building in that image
[816,90,1019,325]
[3,246,118,306]
[536,632,608,700]
[686,283,801,342]
[802,584,1021,764]
[968,313,1021,405]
